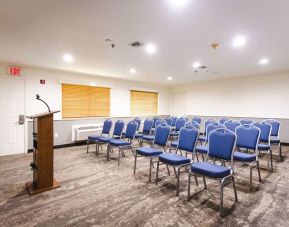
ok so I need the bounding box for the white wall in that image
[0,63,170,120]
[170,72,289,119]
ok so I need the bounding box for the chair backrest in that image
[219,117,231,124]
[264,119,280,137]
[224,120,241,133]
[165,117,173,126]
[133,117,142,131]
[125,121,138,139]
[154,124,171,147]
[192,116,202,124]
[113,120,125,137]
[102,119,113,135]
[143,118,154,134]
[177,127,199,152]
[253,122,271,144]
[185,121,200,129]
[208,129,236,162]
[175,118,186,131]
[204,119,218,134]
[205,122,225,141]
[152,117,161,128]
[171,116,178,126]
[155,119,166,128]
[240,118,255,125]
[235,125,260,150]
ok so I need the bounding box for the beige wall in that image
[170,72,289,119]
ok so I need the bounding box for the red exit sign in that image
[8,66,21,76]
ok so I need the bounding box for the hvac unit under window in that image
[72,123,103,141]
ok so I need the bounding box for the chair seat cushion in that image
[159,153,190,165]
[142,135,154,141]
[195,145,208,154]
[98,137,114,143]
[198,135,206,142]
[136,147,163,157]
[109,139,131,146]
[170,131,179,136]
[170,141,178,148]
[258,144,270,151]
[270,138,280,144]
[234,151,256,162]
[191,162,231,178]
[135,133,144,139]
[88,135,101,141]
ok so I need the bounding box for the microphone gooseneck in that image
[36,94,51,112]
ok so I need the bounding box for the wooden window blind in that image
[62,84,110,118]
[130,90,158,116]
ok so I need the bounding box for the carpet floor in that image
[0,144,288,227]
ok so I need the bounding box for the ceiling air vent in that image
[130,41,144,47]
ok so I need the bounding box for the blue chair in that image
[234,125,261,191]
[253,122,273,172]
[224,120,241,133]
[192,116,202,125]
[188,128,238,216]
[186,121,200,130]
[165,117,173,126]
[87,119,112,154]
[108,121,138,166]
[142,120,166,145]
[156,127,199,195]
[97,120,125,157]
[171,116,178,127]
[195,122,225,161]
[264,119,282,160]
[240,119,255,125]
[219,117,231,124]
[134,117,142,132]
[134,124,171,182]
[135,118,154,145]
[170,118,186,139]
[198,119,218,143]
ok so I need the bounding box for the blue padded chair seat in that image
[170,141,178,148]
[195,145,208,154]
[270,138,280,144]
[136,147,163,157]
[159,153,190,165]
[98,137,114,142]
[142,135,154,141]
[135,133,144,139]
[191,162,231,178]
[258,144,270,151]
[109,139,131,146]
[234,152,256,162]
[88,135,101,141]
[170,131,179,136]
[198,135,206,142]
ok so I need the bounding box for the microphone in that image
[36,94,51,112]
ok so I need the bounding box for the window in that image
[130,90,158,116]
[62,84,110,118]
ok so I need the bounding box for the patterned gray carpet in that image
[0,144,288,227]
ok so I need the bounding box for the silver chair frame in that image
[264,119,282,160]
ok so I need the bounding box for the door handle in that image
[18,115,25,125]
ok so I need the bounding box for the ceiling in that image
[0,0,289,85]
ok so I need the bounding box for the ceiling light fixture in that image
[192,62,201,69]
[167,76,173,81]
[62,54,74,63]
[130,68,136,74]
[233,35,247,48]
[145,44,157,55]
[259,58,269,65]
[168,0,189,9]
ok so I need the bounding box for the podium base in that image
[26,179,60,195]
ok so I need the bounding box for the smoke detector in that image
[130,41,144,47]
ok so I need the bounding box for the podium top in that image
[26,111,60,119]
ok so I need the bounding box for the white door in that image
[0,76,25,156]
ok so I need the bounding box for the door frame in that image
[0,75,27,154]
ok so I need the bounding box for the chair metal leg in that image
[220,180,224,216]
[187,172,191,201]
[156,161,159,184]
[118,147,121,166]
[196,154,199,162]
[270,149,273,172]
[267,151,270,173]
[250,163,253,191]
[176,166,181,196]
[203,176,207,190]
[107,144,110,161]
[133,153,137,174]
[87,140,89,153]
[279,143,282,161]
[257,161,261,182]
[232,175,238,202]
[195,175,199,186]
[166,164,171,176]
[96,142,99,157]
[149,157,153,182]
[173,166,177,178]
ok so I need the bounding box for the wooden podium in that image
[26,111,60,195]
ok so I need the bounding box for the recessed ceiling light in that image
[167,76,173,81]
[233,35,247,48]
[145,44,157,55]
[130,68,136,74]
[259,58,269,65]
[168,0,189,9]
[192,62,201,69]
[62,54,74,63]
